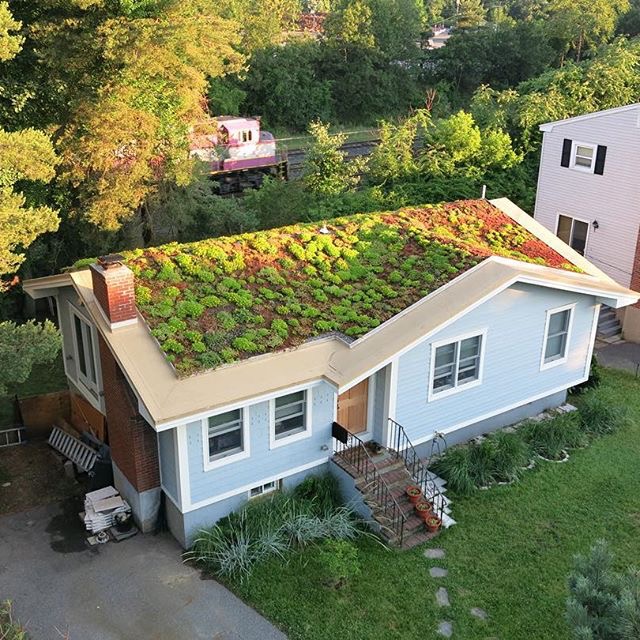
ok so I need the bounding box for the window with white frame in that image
[208,409,244,460]
[571,142,596,172]
[71,310,99,393]
[274,391,307,440]
[543,308,572,366]
[249,480,279,499]
[431,334,483,396]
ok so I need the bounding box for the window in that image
[431,333,484,398]
[241,130,253,142]
[542,307,573,368]
[208,409,244,460]
[71,310,98,393]
[556,215,589,255]
[571,142,596,171]
[274,391,307,439]
[249,480,279,499]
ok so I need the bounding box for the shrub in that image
[566,540,640,639]
[431,446,476,496]
[522,414,575,461]
[316,540,361,589]
[468,439,496,488]
[292,474,342,513]
[490,431,531,483]
[188,491,360,581]
[579,391,628,436]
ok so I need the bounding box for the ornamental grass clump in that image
[578,391,629,436]
[521,413,580,461]
[489,431,531,483]
[187,474,362,581]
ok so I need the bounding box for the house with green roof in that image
[24,198,639,547]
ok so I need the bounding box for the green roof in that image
[102,200,578,376]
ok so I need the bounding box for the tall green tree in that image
[547,0,630,61]
[457,0,486,28]
[0,320,61,395]
[8,0,243,233]
[0,4,59,285]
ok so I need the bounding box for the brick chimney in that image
[90,254,137,328]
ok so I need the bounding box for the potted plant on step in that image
[406,485,422,504]
[425,515,442,533]
[415,501,433,520]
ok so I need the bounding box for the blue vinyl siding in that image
[186,381,335,505]
[158,429,178,504]
[395,283,597,444]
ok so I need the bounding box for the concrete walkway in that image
[596,341,640,376]
[0,499,286,640]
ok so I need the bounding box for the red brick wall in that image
[98,335,159,492]
[90,263,137,324]
[630,228,640,308]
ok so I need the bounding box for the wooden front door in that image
[337,379,369,434]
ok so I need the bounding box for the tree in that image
[0,4,59,285]
[421,110,520,176]
[367,109,430,183]
[566,540,640,640]
[0,2,22,62]
[457,0,486,28]
[547,0,630,61]
[21,0,243,231]
[242,42,334,130]
[0,320,61,395]
[302,121,366,195]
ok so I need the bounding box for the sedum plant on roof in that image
[80,200,578,376]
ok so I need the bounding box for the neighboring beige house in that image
[534,103,640,341]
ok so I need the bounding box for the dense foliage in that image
[81,200,575,375]
[0,320,61,395]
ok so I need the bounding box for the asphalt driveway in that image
[0,497,286,640]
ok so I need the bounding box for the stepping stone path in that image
[470,607,488,620]
[436,587,450,607]
[425,547,490,637]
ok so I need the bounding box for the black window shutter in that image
[560,138,572,167]
[594,145,607,175]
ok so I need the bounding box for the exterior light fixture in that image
[592,220,599,230]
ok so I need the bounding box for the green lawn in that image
[228,369,640,640]
[0,352,66,428]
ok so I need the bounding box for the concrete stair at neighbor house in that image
[597,306,623,343]
[340,453,455,550]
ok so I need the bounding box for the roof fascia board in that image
[537,103,640,132]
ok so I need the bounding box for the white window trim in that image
[570,140,597,173]
[202,407,250,472]
[540,303,576,371]
[269,387,313,449]
[69,303,102,402]
[248,479,280,499]
[427,329,488,402]
[555,213,590,254]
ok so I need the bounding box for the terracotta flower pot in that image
[414,501,433,520]
[425,516,442,533]
[406,485,422,504]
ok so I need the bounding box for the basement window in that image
[248,480,280,499]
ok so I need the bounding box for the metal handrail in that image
[387,418,446,521]
[332,422,407,545]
